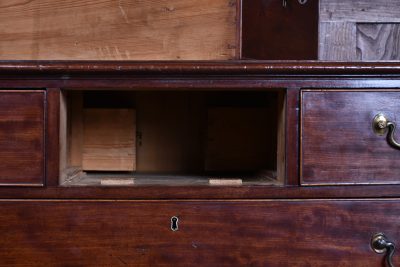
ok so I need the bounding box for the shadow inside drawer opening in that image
[59,90,285,186]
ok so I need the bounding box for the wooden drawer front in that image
[0,91,45,186]
[302,90,400,185]
[0,200,398,266]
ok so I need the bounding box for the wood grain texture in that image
[0,91,45,186]
[83,108,136,171]
[276,92,286,183]
[319,0,400,61]
[319,22,357,61]
[2,62,400,199]
[45,88,60,187]
[0,199,399,266]
[3,61,400,76]
[69,92,84,167]
[59,91,68,181]
[241,0,318,60]
[301,90,400,185]
[0,0,237,60]
[357,23,400,60]
[206,107,273,172]
[136,92,205,173]
[320,0,400,23]
[285,89,298,186]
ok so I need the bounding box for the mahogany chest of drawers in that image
[0,61,400,266]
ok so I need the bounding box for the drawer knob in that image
[371,233,396,267]
[373,114,400,150]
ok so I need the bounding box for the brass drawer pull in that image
[373,114,400,150]
[371,233,396,267]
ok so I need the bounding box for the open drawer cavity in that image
[60,90,285,186]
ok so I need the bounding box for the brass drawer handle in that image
[373,114,400,150]
[371,233,396,267]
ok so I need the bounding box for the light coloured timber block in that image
[209,179,243,186]
[100,179,135,186]
[319,22,357,61]
[320,0,400,23]
[356,23,400,60]
[83,108,136,171]
[0,0,237,60]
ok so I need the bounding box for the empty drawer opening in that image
[60,90,285,186]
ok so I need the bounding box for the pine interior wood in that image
[135,92,205,173]
[0,0,237,60]
[276,91,286,183]
[59,90,284,186]
[205,107,272,171]
[82,108,136,171]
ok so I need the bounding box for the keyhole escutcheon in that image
[171,216,179,231]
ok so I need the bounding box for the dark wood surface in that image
[0,199,397,266]
[301,90,400,185]
[285,89,299,185]
[0,91,45,186]
[0,62,398,198]
[241,0,318,60]
[45,88,60,187]
[1,61,400,75]
[0,62,399,265]
[2,184,400,199]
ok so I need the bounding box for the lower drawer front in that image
[0,200,398,266]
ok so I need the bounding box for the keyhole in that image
[171,216,179,231]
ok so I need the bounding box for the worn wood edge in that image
[0,183,44,187]
[1,61,400,75]
[285,89,299,186]
[2,184,400,199]
[46,88,60,187]
[1,198,400,202]
[277,91,286,184]
[236,0,243,59]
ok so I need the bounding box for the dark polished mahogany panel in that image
[0,200,398,266]
[302,90,400,185]
[241,0,318,60]
[0,91,45,186]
